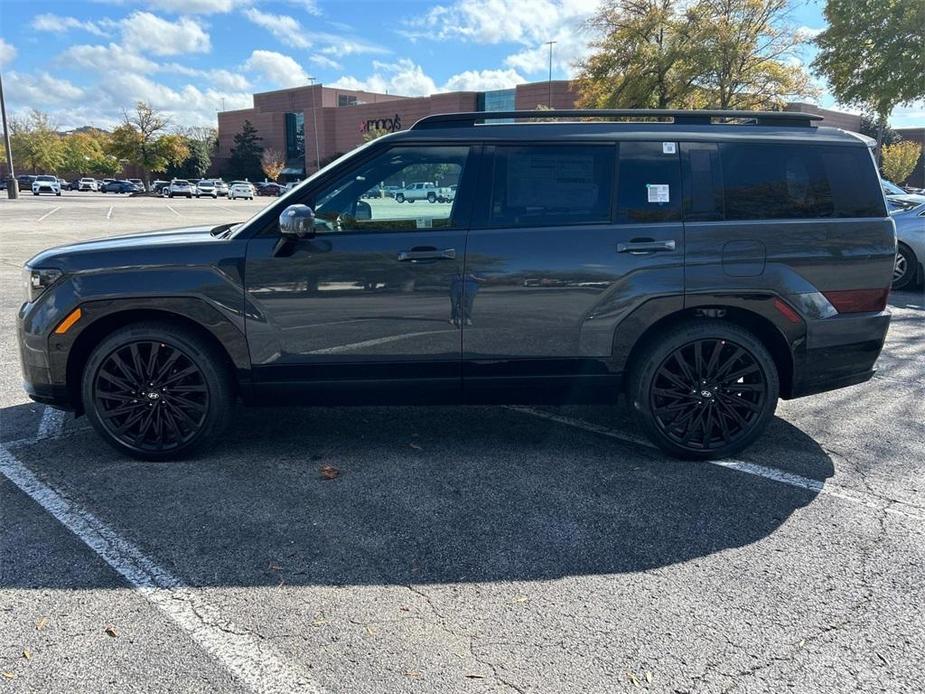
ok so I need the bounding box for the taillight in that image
[822,288,890,313]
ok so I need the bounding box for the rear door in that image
[462,141,685,400]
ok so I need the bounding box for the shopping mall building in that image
[214,79,925,186]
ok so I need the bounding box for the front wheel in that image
[628,321,779,460]
[81,322,234,461]
[395,193,405,203]
[427,192,436,203]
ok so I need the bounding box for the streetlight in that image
[545,40,557,108]
[0,71,18,199]
[307,76,321,173]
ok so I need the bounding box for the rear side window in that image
[615,142,682,223]
[488,145,614,227]
[715,143,884,220]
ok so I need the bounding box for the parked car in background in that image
[32,175,62,196]
[213,180,229,197]
[195,179,218,198]
[229,181,255,200]
[77,178,99,192]
[257,182,285,197]
[100,180,136,194]
[128,179,145,192]
[152,180,170,195]
[395,181,439,203]
[890,200,925,291]
[18,175,37,190]
[167,179,194,198]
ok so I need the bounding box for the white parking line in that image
[166,205,181,217]
[508,406,925,522]
[0,444,323,694]
[37,207,61,222]
[37,406,67,439]
[107,206,113,220]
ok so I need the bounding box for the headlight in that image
[23,267,62,303]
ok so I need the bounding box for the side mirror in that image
[279,204,316,239]
[355,200,372,221]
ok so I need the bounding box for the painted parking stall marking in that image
[37,207,61,222]
[166,204,181,216]
[508,406,925,522]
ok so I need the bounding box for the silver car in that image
[891,201,925,291]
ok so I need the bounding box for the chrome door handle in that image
[397,248,456,262]
[617,240,676,254]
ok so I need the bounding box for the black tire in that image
[396,193,405,203]
[81,322,234,461]
[427,192,436,203]
[892,243,918,291]
[628,320,779,460]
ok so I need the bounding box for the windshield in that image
[227,136,387,239]
[881,179,905,195]
[37,175,56,182]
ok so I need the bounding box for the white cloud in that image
[61,43,159,73]
[121,12,211,56]
[330,58,438,97]
[405,0,596,77]
[243,50,310,88]
[796,25,825,40]
[0,38,16,67]
[31,13,109,36]
[5,71,84,106]
[243,8,311,49]
[275,0,322,15]
[442,68,525,92]
[310,54,342,70]
[147,0,233,13]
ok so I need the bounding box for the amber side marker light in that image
[54,308,82,334]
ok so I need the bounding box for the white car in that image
[229,182,255,200]
[32,175,62,196]
[395,181,439,203]
[77,177,98,191]
[195,179,218,198]
[167,179,193,199]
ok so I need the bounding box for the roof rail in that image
[410,109,822,130]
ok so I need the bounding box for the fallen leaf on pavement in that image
[365,625,377,636]
[404,670,422,679]
[104,626,118,638]
[35,617,48,631]
[645,671,653,683]
[22,650,31,660]
[512,595,528,603]
[320,465,340,480]
[1,672,14,680]
[628,671,639,686]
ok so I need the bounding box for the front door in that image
[244,144,479,403]
[462,141,685,400]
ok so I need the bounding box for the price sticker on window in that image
[647,184,670,203]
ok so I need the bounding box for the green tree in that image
[107,102,189,185]
[812,0,925,156]
[881,141,922,185]
[10,111,65,173]
[61,131,109,177]
[361,126,390,143]
[577,0,815,110]
[859,114,901,147]
[228,120,263,181]
[165,136,212,179]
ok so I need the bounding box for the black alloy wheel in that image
[83,323,232,460]
[629,321,779,459]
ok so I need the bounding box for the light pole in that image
[545,40,557,108]
[0,71,18,199]
[307,76,321,173]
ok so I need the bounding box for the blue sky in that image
[0,0,922,130]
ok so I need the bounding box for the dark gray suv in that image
[18,110,895,461]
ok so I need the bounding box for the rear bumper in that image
[790,310,891,398]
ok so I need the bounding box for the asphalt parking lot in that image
[1,192,923,693]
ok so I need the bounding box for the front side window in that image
[488,145,614,228]
[311,145,471,233]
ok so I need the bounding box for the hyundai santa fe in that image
[18,109,895,461]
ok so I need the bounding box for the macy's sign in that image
[361,114,402,134]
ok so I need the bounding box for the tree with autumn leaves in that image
[108,102,189,187]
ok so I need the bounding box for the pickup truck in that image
[395,182,456,203]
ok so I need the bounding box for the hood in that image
[887,194,925,213]
[25,224,231,269]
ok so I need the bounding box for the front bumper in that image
[790,310,891,398]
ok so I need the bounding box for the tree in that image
[10,111,65,173]
[577,0,703,109]
[859,115,901,148]
[228,120,263,181]
[107,102,189,185]
[361,126,390,143]
[576,0,815,110]
[881,141,922,185]
[165,135,213,179]
[260,148,285,181]
[812,0,925,156]
[61,131,110,177]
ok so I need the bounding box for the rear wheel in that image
[893,243,917,291]
[396,193,405,203]
[81,322,233,461]
[427,192,436,203]
[628,321,779,460]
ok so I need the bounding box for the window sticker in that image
[416,217,433,229]
[507,153,599,209]
[646,184,670,203]
[662,142,677,154]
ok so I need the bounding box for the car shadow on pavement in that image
[2,401,835,590]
